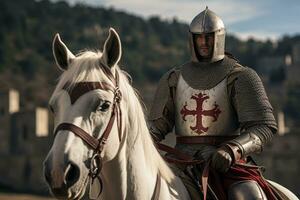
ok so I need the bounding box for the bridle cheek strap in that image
[55,123,99,150]
[53,68,162,199]
[54,103,120,152]
[53,68,125,198]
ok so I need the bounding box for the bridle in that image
[54,65,123,192]
[53,65,161,199]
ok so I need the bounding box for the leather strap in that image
[98,104,118,152]
[99,62,117,86]
[151,174,161,200]
[55,123,100,150]
[54,99,119,150]
[156,143,193,160]
[56,67,123,149]
[63,82,115,104]
[176,136,238,146]
[201,161,210,200]
[155,143,204,165]
[55,67,124,198]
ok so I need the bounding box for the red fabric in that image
[208,163,277,200]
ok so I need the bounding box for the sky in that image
[54,0,300,41]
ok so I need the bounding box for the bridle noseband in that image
[54,68,122,186]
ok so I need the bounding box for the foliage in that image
[0,0,300,112]
[270,66,286,84]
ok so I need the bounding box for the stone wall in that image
[0,116,10,155]
[0,154,50,194]
[0,87,52,194]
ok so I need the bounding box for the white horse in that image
[43,28,190,200]
[43,28,298,200]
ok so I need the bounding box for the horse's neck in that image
[98,96,190,200]
[100,133,159,199]
[126,135,160,199]
[99,150,126,199]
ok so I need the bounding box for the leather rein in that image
[53,67,161,199]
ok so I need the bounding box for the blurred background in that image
[0,0,299,199]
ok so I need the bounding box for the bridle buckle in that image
[114,87,122,103]
[89,153,102,180]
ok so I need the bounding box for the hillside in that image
[0,0,299,109]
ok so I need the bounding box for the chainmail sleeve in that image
[148,68,180,142]
[225,66,277,159]
[230,66,277,129]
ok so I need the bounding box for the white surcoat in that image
[175,75,239,137]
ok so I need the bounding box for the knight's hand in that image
[211,146,233,173]
[194,146,216,162]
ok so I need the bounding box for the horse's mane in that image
[50,50,175,183]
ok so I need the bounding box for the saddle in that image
[155,136,288,200]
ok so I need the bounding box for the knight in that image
[148,7,282,199]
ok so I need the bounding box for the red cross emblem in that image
[180,92,221,134]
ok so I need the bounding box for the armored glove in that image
[211,146,233,173]
[211,144,241,173]
[211,125,273,173]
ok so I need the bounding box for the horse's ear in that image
[102,28,122,68]
[52,33,75,71]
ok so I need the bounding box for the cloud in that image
[99,0,270,39]
[52,0,298,40]
[57,0,264,25]
[230,31,280,42]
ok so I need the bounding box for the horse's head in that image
[43,28,124,199]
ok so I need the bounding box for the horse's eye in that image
[97,101,111,112]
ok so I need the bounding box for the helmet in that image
[189,7,225,63]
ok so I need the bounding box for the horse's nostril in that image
[65,162,80,187]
